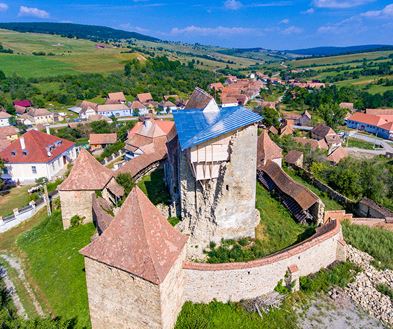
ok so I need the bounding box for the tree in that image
[261,107,280,128]
[317,102,347,129]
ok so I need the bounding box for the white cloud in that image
[18,6,49,18]
[0,3,8,12]
[280,18,290,24]
[170,25,255,36]
[313,0,374,9]
[302,8,315,14]
[281,25,303,34]
[224,0,242,10]
[361,4,393,18]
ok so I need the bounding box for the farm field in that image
[0,29,257,78]
[289,50,393,68]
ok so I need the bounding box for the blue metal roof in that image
[173,106,262,151]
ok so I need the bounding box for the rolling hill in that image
[0,22,160,42]
[288,45,393,57]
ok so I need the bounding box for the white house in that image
[0,111,11,127]
[0,130,77,184]
[96,104,131,118]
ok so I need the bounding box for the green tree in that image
[317,102,347,129]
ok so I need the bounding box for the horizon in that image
[0,1,392,49]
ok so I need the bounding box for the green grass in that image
[284,168,344,211]
[342,221,393,270]
[206,183,314,263]
[175,298,299,329]
[347,137,376,150]
[17,210,95,328]
[300,262,360,293]
[137,168,170,205]
[0,185,34,217]
[0,54,78,78]
[376,283,393,301]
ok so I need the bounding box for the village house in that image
[106,92,127,104]
[136,92,154,105]
[346,112,393,140]
[225,75,238,84]
[97,104,131,118]
[0,111,11,127]
[293,137,328,150]
[19,108,54,126]
[89,133,117,152]
[123,115,175,161]
[311,124,341,149]
[285,150,304,168]
[327,146,348,165]
[282,111,312,126]
[130,101,149,116]
[257,130,283,168]
[0,126,19,152]
[209,82,224,92]
[169,87,262,256]
[158,100,177,114]
[340,102,355,112]
[0,130,77,184]
[79,101,98,120]
[13,100,32,114]
[59,149,124,229]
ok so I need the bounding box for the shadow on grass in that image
[139,169,170,205]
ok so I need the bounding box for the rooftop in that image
[80,187,188,284]
[173,106,261,151]
[59,148,113,191]
[257,130,282,168]
[0,130,74,164]
[185,87,214,110]
[347,112,388,127]
[89,133,117,145]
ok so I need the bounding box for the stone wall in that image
[59,190,94,229]
[84,258,162,329]
[178,125,259,256]
[294,167,355,209]
[355,198,393,221]
[182,220,345,303]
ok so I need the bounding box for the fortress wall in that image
[183,220,345,303]
[59,190,94,229]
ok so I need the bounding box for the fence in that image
[0,191,58,233]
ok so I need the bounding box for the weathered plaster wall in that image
[178,125,259,256]
[183,221,345,303]
[84,258,162,329]
[60,190,94,229]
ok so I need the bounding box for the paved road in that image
[349,132,393,153]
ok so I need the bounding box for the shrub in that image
[376,283,393,301]
[70,215,84,227]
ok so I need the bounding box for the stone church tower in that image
[170,88,262,256]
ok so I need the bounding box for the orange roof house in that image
[347,112,387,127]
[106,92,126,104]
[327,147,348,164]
[136,92,154,105]
[257,130,283,168]
[89,133,117,151]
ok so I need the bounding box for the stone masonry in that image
[177,125,260,257]
[59,190,94,229]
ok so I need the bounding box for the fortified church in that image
[59,88,346,329]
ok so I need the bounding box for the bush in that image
[70,215,84,227]
[376,283,393,301]
[300,261,360,293]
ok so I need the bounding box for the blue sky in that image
[0,1,392,49]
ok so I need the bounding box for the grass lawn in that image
[206,183,314,263]
[17,210,95,328]
[284,168,344,211]
[342,221,393,270]
[137,168,170,205]
[0,185,34,217]
[347,137,376,150]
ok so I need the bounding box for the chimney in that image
[45,125,50,135]
[20,137,26,150]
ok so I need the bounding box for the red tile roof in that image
[327,147,348,164]
[13,100,31,108]
[0,111,11,119]
[59,149,113,191]
[107,92,126,102]
[80,186,188,284]
[89,133,117,145]
[0,130,74,164]
[0,126,18,139]
[137,93,153,104]
[347,112,387,127]
[379,121,393,131]
[257,130,282,169]
[185,87,214,110]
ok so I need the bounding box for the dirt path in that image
[0,264,27,319]
[0,254,44,316]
